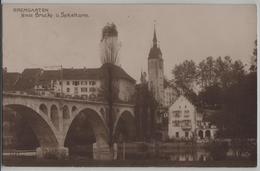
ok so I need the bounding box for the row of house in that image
[3,63,136,103]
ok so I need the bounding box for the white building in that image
[168,95,218,141]
[168,95,197,140]
[34,64,136,102]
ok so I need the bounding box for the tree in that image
[195,56,255,140]
[230,60,245,85]
[197,56,217,89]
[172,60,197,91]
[100,23,121,65]
[198,84,222,109]
[250,40,257,72]
[99,23,121,147]
[216,71,256,139]
[214,56,234,88]
[135,83,158,142]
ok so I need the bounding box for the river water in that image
[3,141,256,167]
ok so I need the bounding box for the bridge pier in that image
[93,143,115,160]
[36,147,69,159]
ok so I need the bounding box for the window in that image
[66,81,70,85]
[89,81,96,86]
[89,87,96,92]
[73,81,79,86]
[67,88,70,92]
[176,132,179,138]
[185,131,189,137]
[81,87,88,92]
[184,110,190,117]
[183,120,191,127]
[81,81,85,85]
[172,120,180,127]
[172,111,181,117]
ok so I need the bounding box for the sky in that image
[3,4,257,82]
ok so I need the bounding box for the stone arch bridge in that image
[3,93,136,160]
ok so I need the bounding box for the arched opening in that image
[114,111,136,143]
[39,104,48,115]
[72,106,77,113]
[198,130,203,139]
[63,105,70,120]
[50,105,59,130]
[205,130,211,139]
[64,108,108,159]
[113,111,136,160]
[3,105,58,156]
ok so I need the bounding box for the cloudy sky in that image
[3,4,257,82]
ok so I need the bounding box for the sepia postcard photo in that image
[1,2,258,167]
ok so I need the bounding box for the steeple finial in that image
[153,21,157,46]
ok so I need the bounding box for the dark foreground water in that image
[3,157,257,167]
[3,142,257,167]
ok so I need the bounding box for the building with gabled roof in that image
[31,64,136,103]
[168,95,218,142]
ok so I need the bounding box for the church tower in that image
[148,25,164,105]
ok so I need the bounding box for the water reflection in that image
[166,148,210,161]
[117,142,255,162]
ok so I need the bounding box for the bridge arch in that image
[113,110,136,142]
[3,104,59,148]
[198,130,204,139]
[39,104,48,115]
[205,130,211,139]
[72,106,77,113]
[63,105,70,120]
[64,107,109,149]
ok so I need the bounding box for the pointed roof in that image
[148,24,162,60]
[153,24,157,45]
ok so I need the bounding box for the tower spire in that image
[153,22,157,47]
